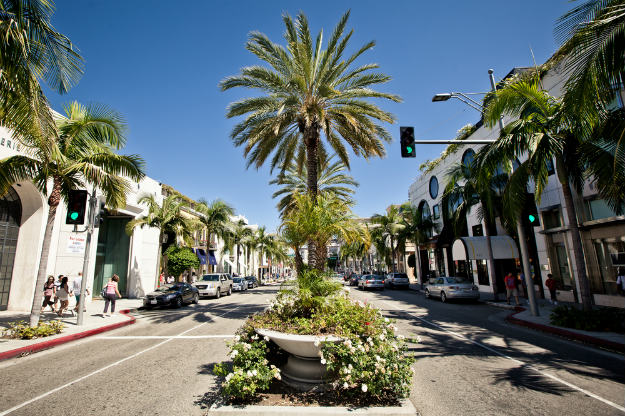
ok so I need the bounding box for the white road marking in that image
[378,299,625,414]
[0,307,237,415]
[99,335,235,339]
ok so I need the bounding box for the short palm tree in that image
[482,78,593,310]
[269,154,358,217]
[370,206,405,273]
[0,0,83,141]
[399,203,438,285]
[196,199,234,272]
[126,193,196,280]
[0,101,144,326]
[253,226,273,278]
[221,11,400,267]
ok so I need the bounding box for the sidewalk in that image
[0,298,143,361]
[485,299,625,353]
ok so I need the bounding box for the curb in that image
[208,398,418,415]
[504,308,625,353]
[0,309,136,361]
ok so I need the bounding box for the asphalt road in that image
[346,285,625,416]
[1,283,623,416]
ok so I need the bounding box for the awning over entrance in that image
[452,236,519,261]
[193,248,207,265]
[207,250,217,265]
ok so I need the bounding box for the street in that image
[0,285,623,416]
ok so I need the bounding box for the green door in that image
[93,217,130,296]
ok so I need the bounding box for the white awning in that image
[452,236,519,261]
[223,257,236,269]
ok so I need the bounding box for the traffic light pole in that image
[76,190,97,326]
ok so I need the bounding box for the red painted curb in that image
[505,309,625,353]
[0,309,136,361]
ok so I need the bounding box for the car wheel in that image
[174,296,183,308]
[425,289,431,299]
[441,291,447,303]
[192,293,199,304]
[227,286,232,296]
[215,290,221,299]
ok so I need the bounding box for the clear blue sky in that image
[45,0,572,231]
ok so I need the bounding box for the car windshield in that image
[394,274,408,279]
[447,277,471,284]
[155,284,179,292]
[233,278,243,283]
[201,274,220,282]
[244,276,254,281]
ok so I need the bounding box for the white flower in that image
[320,358,327,365]
[348,364,353,370]
[379,334,385,341]
[252,369,258,376]
[234,335,240,342]
[230,350,239,359]
[416,336,422,343]
[375,355,381,362]
[314,339,320,347]
[384,318,389,323]
[397,334,405,340]
[264,336,270,342]
[361,384,368,392]
[251,334,259,340]
[247,370,253,377]
[225,373,233,382]
[343,382,349,389]
[367,337,372,343]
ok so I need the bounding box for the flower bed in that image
[213,269,415,405]
[2,320,65,339]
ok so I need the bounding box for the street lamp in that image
[431,91,487,113]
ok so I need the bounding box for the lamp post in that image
[430,70,539,316]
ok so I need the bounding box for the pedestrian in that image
[504,272,520,306]
[52,274,63,310]
[616,268,625,296]
[545,274,558,305]
[41,275,56,313]
[56,276,71,316]
[72,272,90,312]
[158,273,165,287]
[102,274,122,317]
[191,272,197,284]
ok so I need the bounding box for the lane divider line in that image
[0,307,237,416]
[377,299,625,414]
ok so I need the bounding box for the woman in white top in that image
[56,276,71,316]
[102,274,122,317]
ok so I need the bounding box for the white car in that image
[424,276,479,302]
[232,277,248,292]
[193,273,232,298]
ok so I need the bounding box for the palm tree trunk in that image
[295,249,304,274]
[305,127,319,268]
[560,176,593,311]
[30,179,61,327]
[390,236,396,273]
[482,217,499,301]
[206,233,212,273]
[236,244,240,275]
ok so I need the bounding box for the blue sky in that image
[45,0,572,231]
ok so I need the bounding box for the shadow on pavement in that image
[492,364,573,395]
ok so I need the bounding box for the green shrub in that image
[3,320,65,339]
[550,305,625,333]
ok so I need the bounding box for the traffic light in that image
[400,126,415,158]
[65,190,88,225]
[94,196,107,228]
[525,194,540,226]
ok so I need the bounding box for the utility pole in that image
[76,190,97,326]
[488,69,539,316]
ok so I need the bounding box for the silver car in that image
[193,273,232,298]
[232,277,248,292]
[385,272,410,289]
[358,274,385,291]
[424,276,479,302]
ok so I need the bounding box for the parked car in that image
[348,274,361,286]
[424,276,479,302]
[193,273,232,298]
[385,272,410,289]
[144,283,199,308]
[244,276,258,288]
[232,277,248,292]
[358,274,385,291]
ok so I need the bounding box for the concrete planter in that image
[255,328,341,388]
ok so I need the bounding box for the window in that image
[472,224,483,237]
[542,209,562,229]
[462,149,475,167]
[432,204,440,219]
[585,198,617,221]
[545,158,555,176]
[419,200,430,221]
[429,176,439,199]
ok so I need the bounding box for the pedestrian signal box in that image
[400,126,415,158]
[66,190,88,225]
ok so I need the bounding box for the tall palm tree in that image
[226,219,253,275]
[369,225,391,273]
[442,159,507,297]
[0,101,144,326]
[221,11,399,267]
[196,199,234,272]
[126,193,195,281]
[253,226,273,279]
[482,78,593,310]
[0,0,84,142]
[399,203,438,285]
[269,154,359,217]
[555,1,625,214]
[370,206,405,273]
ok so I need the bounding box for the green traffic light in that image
[528,214,536,223]
[70,212,79,221]
[407,146,413,154]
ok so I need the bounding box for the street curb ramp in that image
[0,309,136,361]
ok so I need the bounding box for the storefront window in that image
[476,259,489,286]
[542,209,562,229]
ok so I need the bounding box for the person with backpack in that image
[505,272,520,306]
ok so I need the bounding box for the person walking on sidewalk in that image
[545,274,558,305]
[41,275,56,313]
[52,274,63,311]
[72,272,90,312]
[102,274,122,317]
[617,268,625,296]
[505,272,520,306]
[56,276,71,316]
